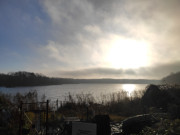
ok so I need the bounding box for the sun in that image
[106,37,149,69]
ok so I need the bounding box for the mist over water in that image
[0,83,147,101]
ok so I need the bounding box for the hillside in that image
[0,71,74,87]
[162,72,180,84]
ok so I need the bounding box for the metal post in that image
[60,101,62,108]
[56,99,58,111]
[46,100,49,135]
[86,106,89,121]
[39,112,42,131]
[18,101,23,135]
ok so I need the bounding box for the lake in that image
[0,84,149,102]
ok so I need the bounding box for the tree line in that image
[0,71,74,87]
[4,71,180,87]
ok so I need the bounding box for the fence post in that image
[56,99,58,111]
[86,106,89,121]
[46,100,49,135]
[18,101,23,135]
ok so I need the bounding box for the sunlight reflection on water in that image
[122,84,136,96]
[0,84,147,101]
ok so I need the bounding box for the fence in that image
[18,100,49,135]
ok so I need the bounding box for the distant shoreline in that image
[1,80,160,88]
[0,71,160,87]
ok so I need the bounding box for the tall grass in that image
[58,84,180,119]
[58,90,145,118]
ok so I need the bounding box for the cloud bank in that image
[35,0,180,79]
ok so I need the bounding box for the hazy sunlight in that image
[107,38,148,69]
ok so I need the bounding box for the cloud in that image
[34,0,180,79]
[45,61,180,79]
[48,68,126,79]
[139,61,180,79]
[39,40,106,69]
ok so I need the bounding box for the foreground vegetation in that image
[0,84,180,134]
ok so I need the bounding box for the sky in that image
[0,0,180,79]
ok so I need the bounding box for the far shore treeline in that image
[0,71,162,87]
[0,71,180,87]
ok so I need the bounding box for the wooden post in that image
[46,100,49,135]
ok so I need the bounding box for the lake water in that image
[0,84,148,102]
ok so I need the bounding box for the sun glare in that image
[122,84,136,96]
[106,38,148,69]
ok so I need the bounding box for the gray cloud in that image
[46,61,180,79]
[139,61,180,79]
[49,68,125,79]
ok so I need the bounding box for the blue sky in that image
[0,0,51,71]
[1,0,180,79]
